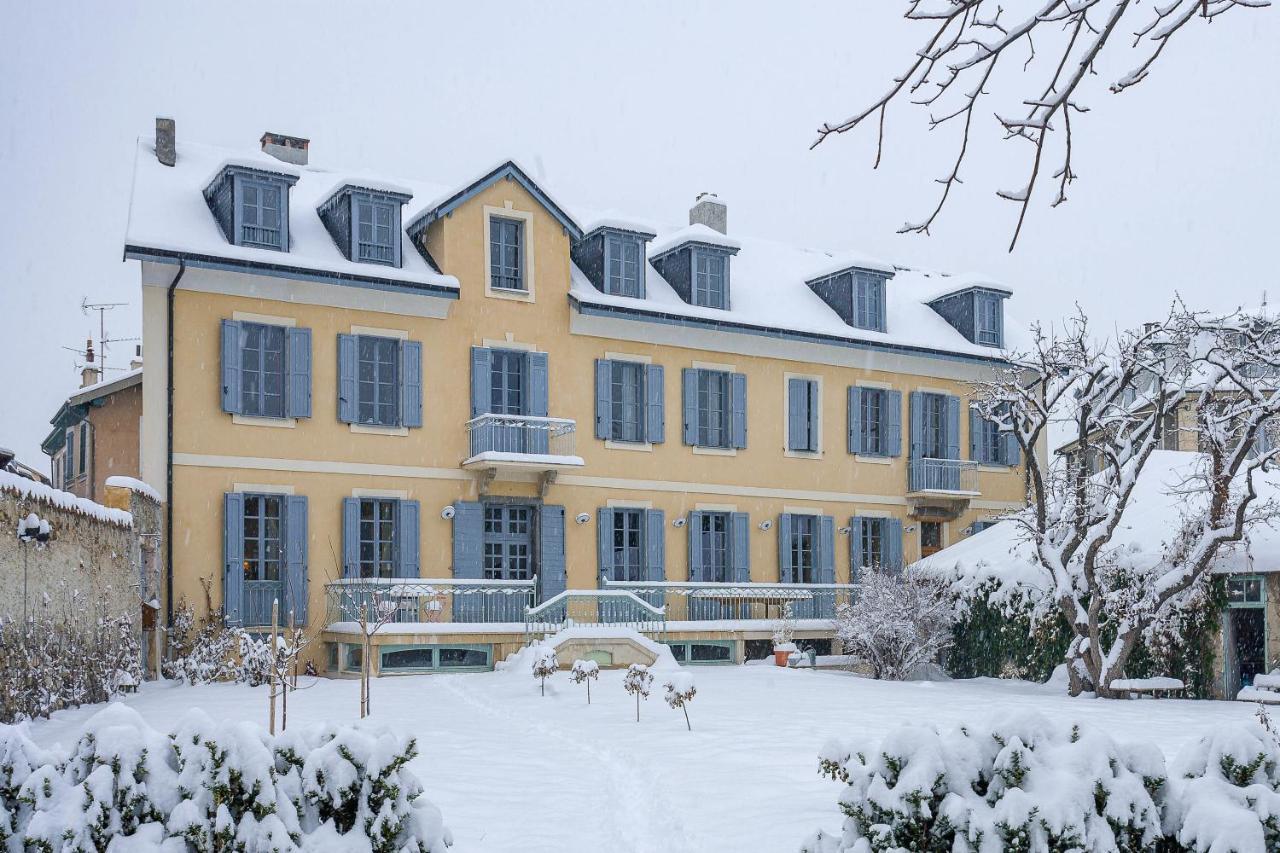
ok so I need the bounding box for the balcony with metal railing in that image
[907,457,980,496]
[463,414,584,479]
[600,579,857,629]
[325,577,539,629]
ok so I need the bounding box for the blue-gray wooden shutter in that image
[527,351,549,417]
[848,516,865,582]
[337,334,358,424]
[283,495,308,624]
[341,497,360,578]
[1004,431,1022,467]
[646,364,665,444]
[847,387,861,454]
[220,320,243,415]
[451,501,484,579]
[945,395,961,460]
[970,408,983,462]
[787,379,805,452]
[884,390,903,457]
[400,341,423,428]
[597,507,615,580]
[539,504,566,600]
[595,359,612,440]
[777,513,794,583]
[730,512,750,582]
[470,346,492,418]
[884,517,905,572]
[731,373,748,449]
[682,369,698,445]
[223,492,245,624]
[687,510,704,580]
[527,351,549,453]
[644,509,665,582]
[451,501,484,621]
[909,391,924,459]
[817,515,835,585]
[395,499,420,577]
[284,327,311,419]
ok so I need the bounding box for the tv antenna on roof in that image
[81,298,128,373]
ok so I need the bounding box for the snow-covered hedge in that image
[0,704,451,851]
[802,711,1280,853]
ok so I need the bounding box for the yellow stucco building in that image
[127,124,1031,675]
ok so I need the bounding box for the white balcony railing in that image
[907,458,979,494]
[465,414,577,461]
[325,577,539,627]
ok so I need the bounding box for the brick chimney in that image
[81,339,100,388]
[689,192,727,234]
[261,132,310,166]
[155,117,176,167]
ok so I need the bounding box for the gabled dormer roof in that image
[405,160,583,243]
[647,224,741,262]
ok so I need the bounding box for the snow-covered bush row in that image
[0,703,451,852]
[0,595,139,724]
[802,711,1280,853]
[165,599,307,687]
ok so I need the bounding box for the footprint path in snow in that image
[439,674,703,853]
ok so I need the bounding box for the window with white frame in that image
[355,198,396,264]
[605,233,643,297]
[693,251,727,309]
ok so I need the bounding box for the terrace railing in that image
[601,579,858,623]
[325,577,538,627]
[907,458,979,494]
[465,414,577,460]
[524,589,666,642]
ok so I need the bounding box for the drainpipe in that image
[165,260,186,625]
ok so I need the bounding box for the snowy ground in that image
[24,666,1260,853]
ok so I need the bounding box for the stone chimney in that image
[130,344,143,371]
[260,132,310,166]
[689,192,727,235]
[81,339,100,388]
[155,117,176,167]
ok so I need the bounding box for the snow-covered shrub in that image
[164,598,241,685]
[803,712,1167,853]
[835,567,954,680]
[532,646,558,696]
[0,704,451,851]
[623,664,653,722]
[0,588,140,723]
[1165,716,1280,851]
[569,659,599,704]
[663,672,696,731]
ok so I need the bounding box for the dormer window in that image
[490,216,525,290]
[975,292,1003,346]
[204,165,299,252]
[571,224,657,299]
[693,249,728,309]
[317,183,412,268]
[927,285,1009,348]
[806,267,892,332]
[605,233,643,297]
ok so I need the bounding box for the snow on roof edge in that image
[0,470,133,527]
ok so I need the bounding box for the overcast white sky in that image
[1,2,1276,468]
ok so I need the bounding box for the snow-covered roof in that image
[125,139,460,291]
[127,138,1022,361]
[67,366,142,407]
[0,470,132,526]
[916,451,1280,591]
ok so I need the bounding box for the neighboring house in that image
[126,119,1034,675]
[917,450,1280,700]
[41,342,143,501]
[0,447,51,485]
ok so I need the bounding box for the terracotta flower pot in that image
[774,650,790,667]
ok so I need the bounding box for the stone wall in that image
[0,473,158,645]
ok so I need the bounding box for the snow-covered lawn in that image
[24,666,1260,853]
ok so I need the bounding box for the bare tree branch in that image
[812,0,1269,250]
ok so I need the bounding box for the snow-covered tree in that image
[623,664,653,722]
[834,567,954,681]
[663,672,696,731]
[532,646,558,697]
[569,659,599,704]
[811,1,1269,250]
[975,306,1280,697]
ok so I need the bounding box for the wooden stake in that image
[268,599,278,735]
